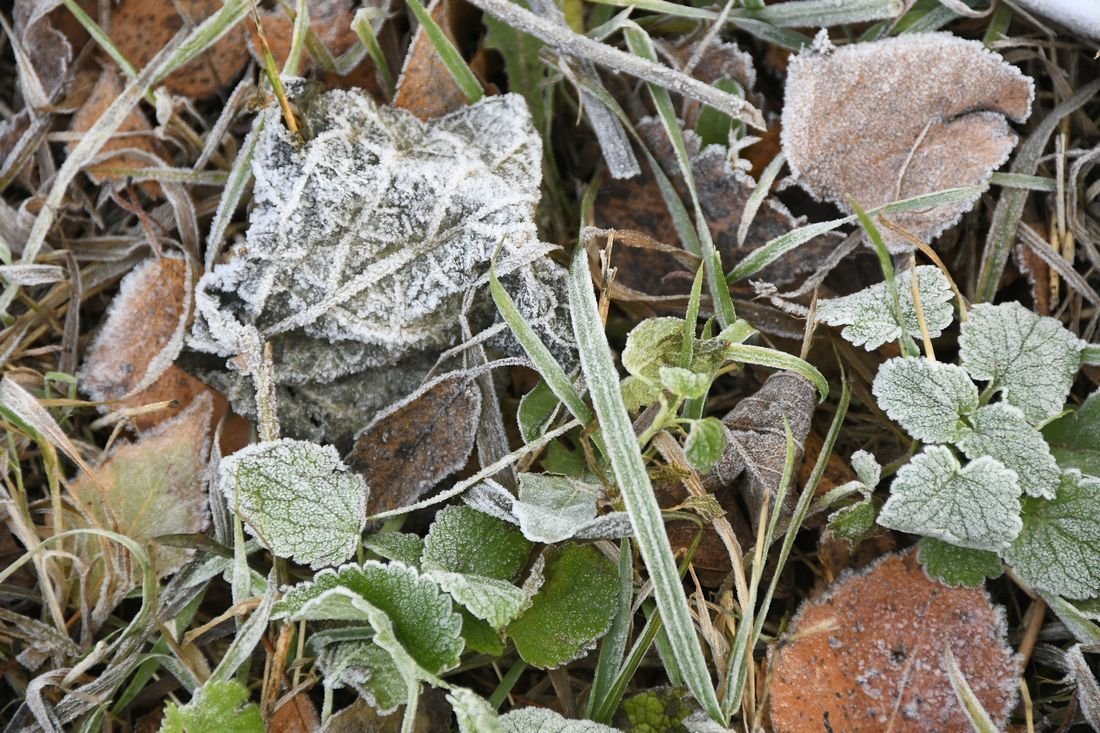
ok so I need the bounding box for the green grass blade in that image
[353,8,396,93]
[723,345,828,401]
[205,114,264,272]
[945,646,999,733]
[849,198,919,357]
[738,152,785,247]
[406,0,484,104]
[586,538,635,719]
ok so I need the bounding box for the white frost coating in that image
[426,570,528,629]
[781,33,1033,252]
[878,446,1022,551]
[514,473,600,543]
[816,266,955,350]
[958,402,1060,499]
[1012,0,1100,41]
[1002,471,1100,599]
[315,640,405,715]
[960,302,1085,424]
[850,449,881,488]
[499,707,621,733]
[218,438,367,569]
[191,87,573,442]
[872,358,978,443]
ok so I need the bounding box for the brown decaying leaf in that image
[768,550,1020,733]
[781,32,1034,252]
[68,69,166,197]
[345,371,482,515]
[248,0,359,73]
[393,0,484,120]
[269,693,321,733]
[106,0,249,98]
[13,0,74,102]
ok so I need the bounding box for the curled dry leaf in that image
[107,0,249,98]
[393,0,484,120]
[782,32,1033,252]
[345,371,482,516]
[768,550,1019,733]
[12,0,74,103]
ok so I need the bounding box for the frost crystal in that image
[499,707,621,732]
[815,266,954,350]
[191,86,572,443]
[872,358,977,443]
[958,402,1060,499]
[960,302,1085,423]
[877,446,1022,551]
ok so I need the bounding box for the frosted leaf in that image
[872,358,978,443]
[363,532,424,567]
[273,560,464,674]
[513,474,600,544]
[1043,390,1100,476]
[659,366,710,400]
[684,417,726,473]
[160,679,263,733]
[850,450,881,488]
[958,402,1060,499]
[218,439,367,569]
[815,266,954,350]
[782,33,1033,252]
[1001,471,1100,599]
[918,537,1003,588]
[960,302,1085,423]
[827,500,879,545]
[877,446,1022,551]
[191,88,572,443]
[499,707,621,732]
[426,571,528,629]
[314,638,405,714]
[1011,0,1100,41]
[422,505,533,582]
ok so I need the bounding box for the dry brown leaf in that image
[13,0,75,103]
[248,0,359,73]
[270,693,321,733]
[107,0,249,98]
[345,371,482,515]
[768,550,1019,732]
[781,32,1033,252]
[393,0,484,120]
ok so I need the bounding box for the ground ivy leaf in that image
[513,473,601,544]
[684,417,726,473]
[918,537,1003,588]
[427,571,528,629]
[1043,390,1100,476]
[506,544,619,669]
[621,688,698,732]
[827,499,880,545]
[517,379,560,444]
[877,446,1022,551]
[659,366,710,400]
[422,505,532,581]
[499,707,621,732]
[960,302,1085,423]
[1002,471,1100,599]
[850,449,882,488]
[450,687,506,733]
[363,531,424,567]
[872,358,978,443]
[958,402,1060,499]
[815,266,955,350]
[159,679,264,733]
[218,439,367,569]
[621,317,729,390]
[314,637,405,715]
[273,560,464,675]
[460,609,505,656]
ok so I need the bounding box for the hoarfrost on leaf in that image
[1001,471,1100,599]
[422,505,533,582]
[313,637,405,715]
[918,537,1003,588]
[815,266,954,350]
[960,302,1085,423]
[190,86,572,443]
[513,473,600,544]
[218,439,367,569]
[1043,390,1100,476]
[958,402,1060,499]
[872,358,977,443]
[877,446,1022,551]
[426,571,528,629]
[159,679,264,733]
[850,449,881,488]
[499,707,622,732]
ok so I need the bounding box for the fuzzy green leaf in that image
[363,532,424,567]
[518,380,561,444]
[512,473,601,544]
[960,302,1085,423]
[1002,471,1100,599]
[850,449,881,488]
[314,637,405,714]
[659,366,711,400]
[684,417,727,473]
[427,571,528,629]
[958,402,1060,499]
[872,358,978,443]
[815,266,954,350]
[159,680,263,733]
[500,707,621,732]
[422,506,533,582]
[827,499,879,545]
[218,439,367,569]
[1043,390,1100,476]
[877,446,1022,551]
[918,537,1003,588]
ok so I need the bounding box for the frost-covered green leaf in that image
[506,544,619,669]
[960,302,1085,423]
[918,537,1003,588]
[190,88,572,443]
[872,358,978,443]
[659,367,710,400]
[313,636,405,714]
[273,561,463,674]
[364,531,424,567]
[827,499,879,545]
[684,417,726,473]
[815,266,954,350]
[518,380,561,444]
[513,474,600,544]
[1043,390,1100,476]
[620,317,730,406]
[427,571,528,629]
[1002,471,1100,599]
[451,687,505,733]
[218,439,367,569]
[422,505,532,581]
[877,446,1022,551]
[958,402,1060,499]
[159,679,263,733]
[850,449,881,488]
[499,707,621,732]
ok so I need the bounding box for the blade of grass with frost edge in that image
[61,0,139,79]
[567,242,723,721]
[406,0,485,104]
[590,0,902,27]
[354,8,395,93]
[738,152,785,247]
[1042,593,1100,646]
[205,115,263,272]
[945,646,999,733]
[281,0,311,76]
[723,345,828,401]
[586,537,636,719]
[850,198,919,358]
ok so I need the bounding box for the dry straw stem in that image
[464,0,766,130]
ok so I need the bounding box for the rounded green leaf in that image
[918,537,1002,588]
[423,506,533,581]
[958,402,1060,499]
[160,679,264,733]
[684,417,727,473]
[872,358,978,443]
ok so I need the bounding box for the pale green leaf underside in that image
[960,302,1084,423]
[218,439,367,569]
[958,402,1060,499]
[513,474,600,544]
[1002,471,1100,599]
[427,570,528,629]
[878,446,1022,551]
[315,639,405,715]
[816,265,954,350]
[850,449,881,488]
[872,358,977,443]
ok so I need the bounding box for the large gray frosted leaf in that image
[877,446,1022,551]
[499,707,621,732]
[959,302,1085,423]
[190,87,572,443]
[1002,471,1100,599]
[815,266,954,350]
[872,358,978,443]
[958,402,1060,499]
[218,439,367,569]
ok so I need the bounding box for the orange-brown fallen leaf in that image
[248,0,360,73]
[393,0,485,120]
[269,692,321,733]
[768,550,1019,732]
